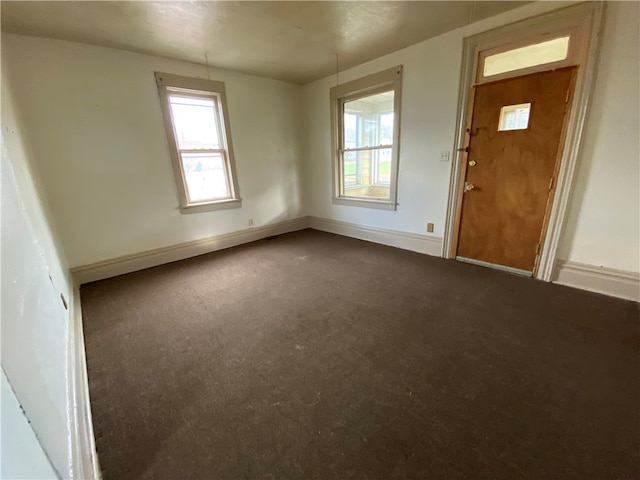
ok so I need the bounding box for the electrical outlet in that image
[426,223,434,233]
[248,218,254,227]
[440,151,450,162]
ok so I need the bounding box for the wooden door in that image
[456,67,576,273]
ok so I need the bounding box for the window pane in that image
[169,95,220,150]
[343,150,360,186]
[343,91,394,149]
[498,103,531,131]
[379,113,394,146]
[342,148,391,200]
[377,148,392,184]
[181,152,229,202]
[484,36,570,78]
[344,113,358,149]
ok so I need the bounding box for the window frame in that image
[155,72,241,214]
[330,66,403,211]
[476,26,585,85]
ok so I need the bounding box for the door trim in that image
[443,2,604,281]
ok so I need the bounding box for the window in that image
[498,103,531,131]
[155,72,241,213]
[330,66,402,210]
[476,30,581,84]
[483,36,570,78]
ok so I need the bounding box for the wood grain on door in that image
[456,67,576,272]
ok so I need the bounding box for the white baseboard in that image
[68,285,101,479]
[71,216,310,284]
[72,215,442,285]
[554,260,640,302]
[309,216,443,257]
[72,215,637,303]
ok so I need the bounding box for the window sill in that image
[180,198,242,214]
[332,197,397,211]
[344,183,391,189]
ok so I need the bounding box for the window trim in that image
[330,66,403,211]
[155,72,242,214]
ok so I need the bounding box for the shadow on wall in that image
[1,60,73,478]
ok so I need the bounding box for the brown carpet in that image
[81,229,640,480]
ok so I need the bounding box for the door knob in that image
[464,183,475,192]
[468,160,477,167]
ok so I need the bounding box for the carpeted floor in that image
[81,229,639,480]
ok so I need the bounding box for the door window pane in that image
[484,36,570,78]
[498,103,531,131]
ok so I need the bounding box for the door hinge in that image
[565,89,570,103]
[548,177,555,191]
[535,243,541,255]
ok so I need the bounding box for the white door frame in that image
[442,2,604,281]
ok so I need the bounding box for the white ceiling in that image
[1,1,529,84]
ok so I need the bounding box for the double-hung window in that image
[155,72,241,213]
[330,66,403,210]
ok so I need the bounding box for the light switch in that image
[440,150,450,162]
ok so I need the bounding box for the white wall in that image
[302,1,640,274]
[2,2,638,276]
[1,57,73,478]
[1,372,59,479]
[556,1,639,272]
[2,34,304,268]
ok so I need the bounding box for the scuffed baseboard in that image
[309,216,443,257]
[71,216,310,285]
[554,260,640,302]
[68,285,101,479]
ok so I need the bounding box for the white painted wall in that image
[1,58,72,478]
[302,1,640,274]
[1,372,58,479]
[556,1,639,272]
[1,34,304,268]
[2,2,638,277]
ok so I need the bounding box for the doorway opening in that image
[443,3,603,280]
